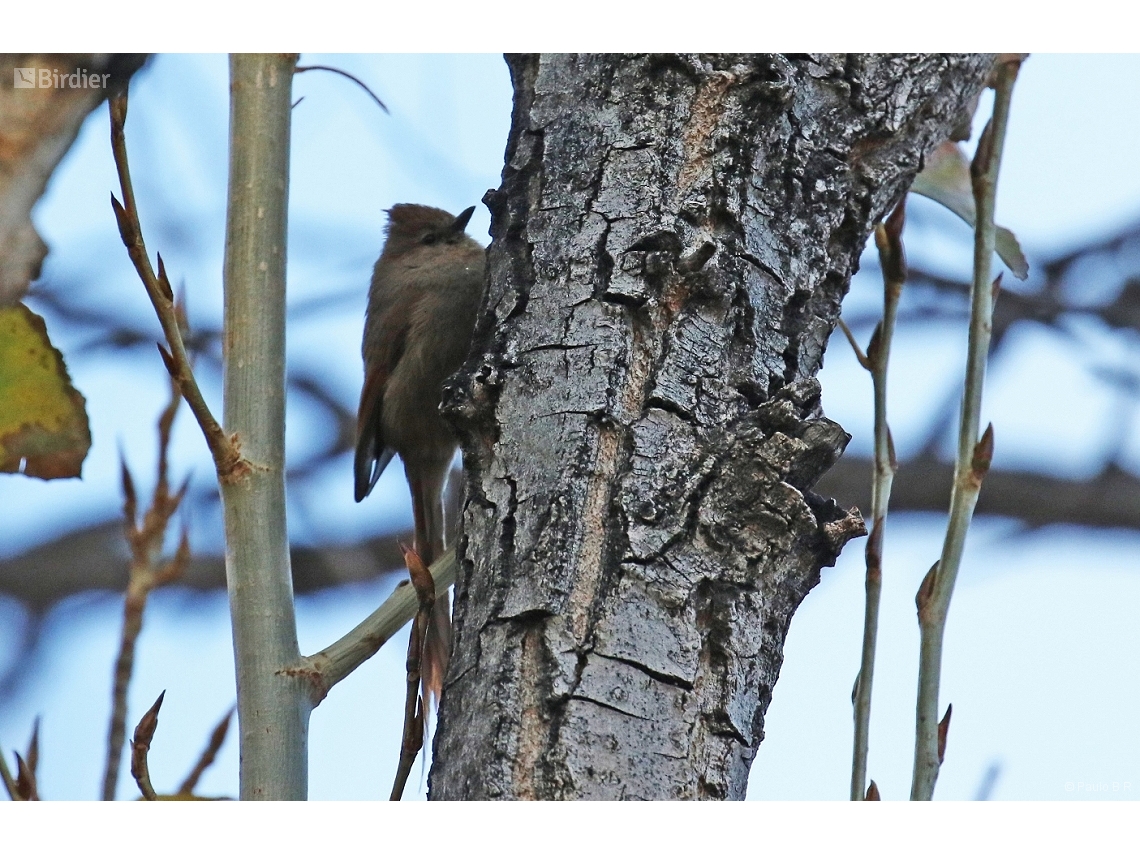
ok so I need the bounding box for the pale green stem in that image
[911,58,1021,801]
[288,549,458,704]
[851,220,903,800]
[221,53,308,800]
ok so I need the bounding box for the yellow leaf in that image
[0,303,90,479]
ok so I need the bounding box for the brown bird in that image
[355,203,484,704]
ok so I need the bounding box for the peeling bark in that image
[428,53,993,800]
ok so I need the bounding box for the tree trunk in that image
[430,53,993,800]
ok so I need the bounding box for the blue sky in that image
[2,54,1138,800]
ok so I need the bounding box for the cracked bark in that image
[429,53,993,800]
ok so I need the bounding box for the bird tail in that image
[407,464,453,729]
[421,587,452,710]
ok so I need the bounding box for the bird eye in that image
[421,232,438,246]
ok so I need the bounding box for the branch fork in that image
[108,92,244,484]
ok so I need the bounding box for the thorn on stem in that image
[120,455,138,526]
[110,193,132,246]
[915,561,938,617]
[14,752,38,801]
[971,424,995,480]
[156,342,177,378]
[864,518,885,583]
[937,703,953,764]
[971,120,995,184]
[156,253,174,302]
[866,321,884,368]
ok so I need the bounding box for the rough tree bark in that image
[430,53,993,800]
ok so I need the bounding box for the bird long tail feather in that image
[408,466,452,740]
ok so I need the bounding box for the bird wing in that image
[354,364,397,501]
[354,278,414,502]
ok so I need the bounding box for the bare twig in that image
[836,318,871,370]
[283,547,458,705]
[130,691,165,801]
[177,706,235,797]
[294,64,389,114]
[911,56,1022,801]
[14,752,38,800]
[850,200,905,800]
[974,761,1002,800]
[0,722,39,801]
[107,90,243,482]
[391,544,435,801]
[102,377,189,800]
[0,742,15,800]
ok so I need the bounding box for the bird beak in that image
[451,205,476,235]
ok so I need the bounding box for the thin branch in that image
[101,377,188,800]
[974,761,1002,800]
[0,521,415,610]
[911,56,1022,801]
[0,742,16,800]
[821,455,1140,532]
[283,548,458,705]
[107,91,243,483]
[851,202,906,801]
[836,317,871,370]
[294,64,389,114]
[177,706,235,797]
